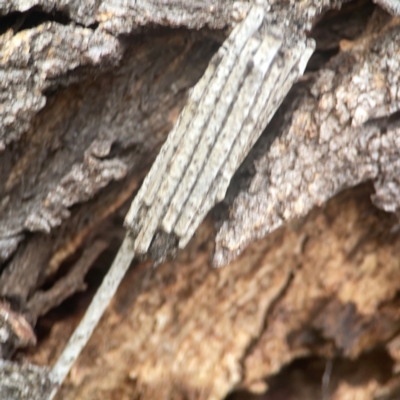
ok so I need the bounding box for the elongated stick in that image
[48,234,135,399]
[46,5,316,397]
[45,9,263,396]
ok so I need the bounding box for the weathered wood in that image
[50,1,343,390]
[1,1,400,400]
[0,29,218,305]
[0,10,222,397]
[26,183,400,400]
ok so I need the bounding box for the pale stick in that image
[48,234,135,399]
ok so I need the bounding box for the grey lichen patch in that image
[25,139,127,233]
[0,359,54,400]
[0,23,122,149]
[214,19,400,267]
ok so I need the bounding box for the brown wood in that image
[1,1,400,399]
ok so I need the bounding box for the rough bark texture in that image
[215,9,400,265]
[1,1,400,400]
[0,27,219,303]
[0,360,52,400]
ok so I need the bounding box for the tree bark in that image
[1,1,400,400]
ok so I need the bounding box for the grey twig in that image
[45,3,320,396]
[49,234,135,399]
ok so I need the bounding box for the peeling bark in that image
[1,1,400,400]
